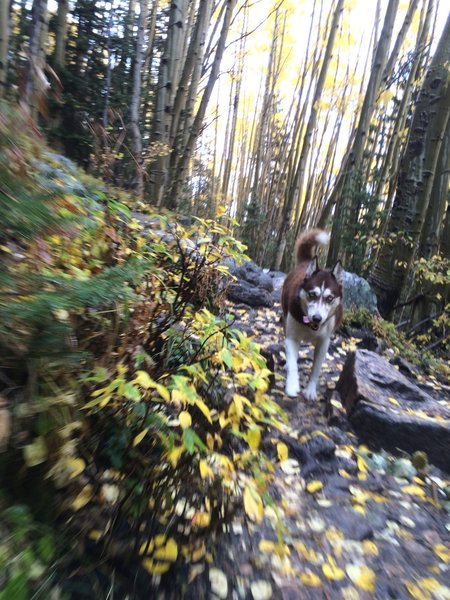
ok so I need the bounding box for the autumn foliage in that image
[0,103,288,595]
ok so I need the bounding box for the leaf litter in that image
[179,302,450,600]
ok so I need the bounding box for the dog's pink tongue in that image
[302,315,310,324]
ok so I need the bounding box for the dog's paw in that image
[285,381,300,397]
[303,384,317,402]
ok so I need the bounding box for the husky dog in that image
[281,229,343,400]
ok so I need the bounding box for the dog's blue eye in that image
[308,292,317,299]
[325,296,334,303]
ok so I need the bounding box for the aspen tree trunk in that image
[103,8,114,128]
[375,0,434,212]
[0,0,9,97]
[327,0,400,267]
[166,0,237,209]
[441,197,450,259]
[130,0,148,198]
[264,3,320,264]
[181,0,215,154]
[273,0,344,270]
[382,0,420,83]
[141,0,160,131]
[54,0,69,69]
[234,6,286,260]
[23,0,48,118]
[221,5,250,201]
[149,0,188,205]
[38,0,49,63]
[418,130,450,259]
[369,12,450,316]
[169,0,212,151]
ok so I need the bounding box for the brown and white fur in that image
[281,229,343,400]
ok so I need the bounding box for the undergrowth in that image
[0,102,287,596]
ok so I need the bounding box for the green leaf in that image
[124,383,141,401]
[183,428,196,454]
[219,348,233,368]
[182,429,207,454]
[38,534,55,562]
[0,572,29,600]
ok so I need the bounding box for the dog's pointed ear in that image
[305,256,318,279]
[332,260,344,284]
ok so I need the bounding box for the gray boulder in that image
[227,280,274,308]
[234,260,274,292]
[337,349,450,472]
[342,271,378,312]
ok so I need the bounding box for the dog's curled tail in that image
[295,229,330,266]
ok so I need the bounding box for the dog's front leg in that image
[303,337,330,401]
[285,337,300,397]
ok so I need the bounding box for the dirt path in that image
[176,303,450,600]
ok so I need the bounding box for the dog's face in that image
[299,258,343,331]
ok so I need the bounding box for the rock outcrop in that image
[337,349,450,472]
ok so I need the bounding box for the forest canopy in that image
[0,0,448,281]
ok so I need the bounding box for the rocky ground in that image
[168,300,450,600]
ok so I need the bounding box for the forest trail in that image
[179,302,450,600]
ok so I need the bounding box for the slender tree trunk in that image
[375,0,434,212]
[441,195,450,259]
[166,0,237,209]
[369,11,450,316]
[149,0,188,206]
[23,0,49,118]
[273,0,344,270]
[0,0,10,97]
[169,0,212,150]
[382,0,420,83]
[54,0,69,69]
[327,0,400,266]
[418,129,450,259]
[130,0,149,197]
[103,8,113,129]
[141,0,160,132]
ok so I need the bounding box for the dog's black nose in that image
[312,314,322,323]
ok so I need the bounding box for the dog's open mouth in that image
[303,315,319,331]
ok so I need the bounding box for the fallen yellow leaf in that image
[306,480,323,494]
[322,559,345,581]
[357,455,368,473]
[362,540,379,556]
[404,581,431,600]
[346,564,376,592]
[244,485,264,523]
[259,539,276,553]
[401,484,426,498]
[434,543,450,563]
[277,442,289,462]
[300,571,322,587]
[417,577,440,592]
